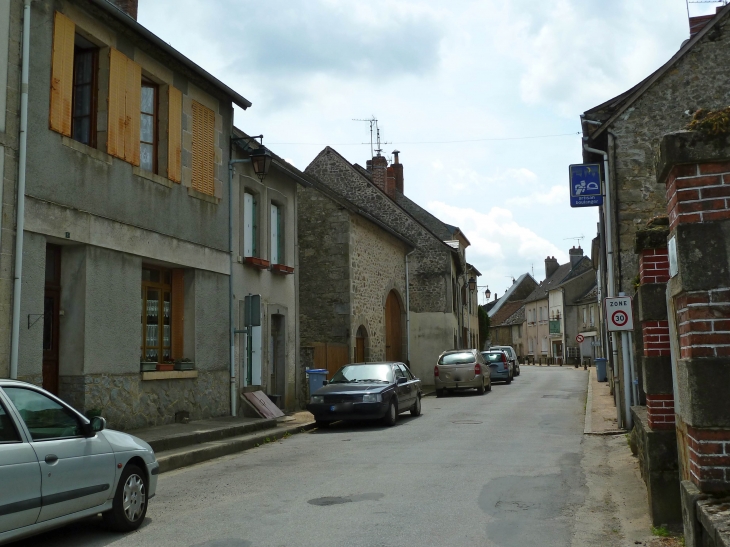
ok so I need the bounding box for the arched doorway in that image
[355,325,368,362]
[385,290,403,361]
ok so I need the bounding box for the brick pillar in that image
[657,130,730,494]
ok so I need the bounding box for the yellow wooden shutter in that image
[171,269,184,360]
[107,48,127,159]
[124,57,141,166]
[49,12,75,136]
[167,87,182,183]
[191,101,215,196]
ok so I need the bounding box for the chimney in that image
[545,256,559,279]
[688,7,722,38]
[108,0,138,19]
[392,150,404,194]
[385,166,396,198]
[370,153,388,194]
[569,246,584,268]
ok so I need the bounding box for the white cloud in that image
[506,185,567,207]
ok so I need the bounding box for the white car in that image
[0,380,159,544]
[490,345,520,376]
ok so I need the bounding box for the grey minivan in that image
[434,349,491,397]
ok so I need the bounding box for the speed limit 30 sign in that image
[605,297,634,331]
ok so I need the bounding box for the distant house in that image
[488,301,525,354]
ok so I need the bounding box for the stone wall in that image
[306,148,453,315]
[297,184,351,345]
[350,214,407,361]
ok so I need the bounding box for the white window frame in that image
[243,192,257,258]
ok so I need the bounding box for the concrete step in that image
[155,420,316,474]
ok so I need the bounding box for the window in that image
[141,266,172,362]
[71,35,98,146]
[243,192,258,257]
[140,80,157,173]
[528,338,534,353]
[583,307,587,325]
[0,402,20,443]
[191,100,216,196]
[3,388,82,441]
[270,203,282,264]
[590,306,595,326]
[541,337,548,353]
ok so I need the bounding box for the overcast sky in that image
[140,0,720,303]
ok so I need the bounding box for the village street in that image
[15,367,658,547]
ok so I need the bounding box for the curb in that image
[146,418,278,453]
[157,421,316,474]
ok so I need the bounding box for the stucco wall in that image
[17,231,46,383]
[349,214,407,362]
[409,312,458,382]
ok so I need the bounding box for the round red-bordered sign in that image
[612,310,629,327]
[576,334,585,343]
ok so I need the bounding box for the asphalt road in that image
[15,367,593,547]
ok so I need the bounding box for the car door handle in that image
[45,454,58,464]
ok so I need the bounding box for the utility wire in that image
[268,132,580,146]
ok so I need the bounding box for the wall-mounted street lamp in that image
[468,277,477,292]
[484,286,491,300]
[250,146,273,182]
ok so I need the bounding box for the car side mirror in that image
[397,377,407,384]
[91,416,106,432]
[322,380,328,386]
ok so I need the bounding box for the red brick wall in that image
[666,161,730,231]
[686,425,730,493]
[646,393,675,430]
[642,320,671,357]
[675,289,730,359]
[639,249,670,284]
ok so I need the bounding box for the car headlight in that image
[362,393,382,403]
[310,395,324,404]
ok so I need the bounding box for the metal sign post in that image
[605,295,635,429]
[569,163,603,208]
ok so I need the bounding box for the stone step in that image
[155,421,316,474]
[143,418,279,454]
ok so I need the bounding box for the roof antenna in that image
[563,235,585,247]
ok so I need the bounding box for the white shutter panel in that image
[270,204,279,265]
[243,193,253,257]
[251,325,262,385]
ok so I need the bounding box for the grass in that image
[652,526,671,537]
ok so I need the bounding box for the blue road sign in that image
[569,163,603,207]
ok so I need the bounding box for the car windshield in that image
[330,364,393,384]
[439,352,475,365]
[482,352,504,363]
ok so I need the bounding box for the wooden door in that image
[385,290,402,361]
[43,245,61,394]
[355,337,365,362]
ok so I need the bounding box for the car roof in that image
[441,349,476,355]
[343,362,399,366]
[0,379,37,388]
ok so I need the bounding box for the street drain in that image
[451,420,483,424]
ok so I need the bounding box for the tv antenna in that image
[505,275,516,285]
[353,117,391,160]
[563,235,584,247]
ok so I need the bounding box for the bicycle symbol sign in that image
[605,297,634,331]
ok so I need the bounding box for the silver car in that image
[491,345,520,376]
[434,349,491,397]
[0,380,159,544]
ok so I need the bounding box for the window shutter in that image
[243,193,253,257]
[49,12,75,136]
[167,87,182,183]
[191,101,216,195]
[107,48,141,164]
[171,269,184,360]
[124,57,141,166]
[252,196,258,256]
[270,204,278,265]
[277,207,283,265]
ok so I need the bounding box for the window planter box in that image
[244,256,270,270]
[140,362,157,372]
[271,264,294,275]
[174,361,195,371]
[157,363,175,372]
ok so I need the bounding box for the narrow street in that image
[16,367,653,547]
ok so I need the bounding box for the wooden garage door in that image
[385,290,402,362]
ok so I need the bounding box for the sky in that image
[139,0,721,303]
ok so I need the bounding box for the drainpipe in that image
[582,131,624,427]
[404,248,416,365]
[228,157,253,416]
[9,0,32,380]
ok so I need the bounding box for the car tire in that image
[436,389,445,398]
[410,395,421,416]
[506,373,512,385]
[477,379,485,395]
[486,379,492,392]
[383,398,398,426]
[103,464,148,532]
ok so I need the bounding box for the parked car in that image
[0,380,159,544]
[482,350,513,384]
[307,362,422,427]
[491,345,520,376]
[434,349,491,397]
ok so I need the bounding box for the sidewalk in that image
[130,411,315,474]
[583,364,622,434]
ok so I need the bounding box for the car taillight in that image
[434,365,439,377]
[475,363,481,375]
[502,353,507,363]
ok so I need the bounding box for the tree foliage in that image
[478,305,490,350]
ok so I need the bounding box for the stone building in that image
[580,5,730,528]
[2,0,252,429]
[300,148,478,382]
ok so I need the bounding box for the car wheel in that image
[477,379,485,395]
[410,395,422,416]
[487,378,492,392]
[383,398,398,426]
[103,464,148,532]
[506,373,512,385]
[436,389,445,398]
